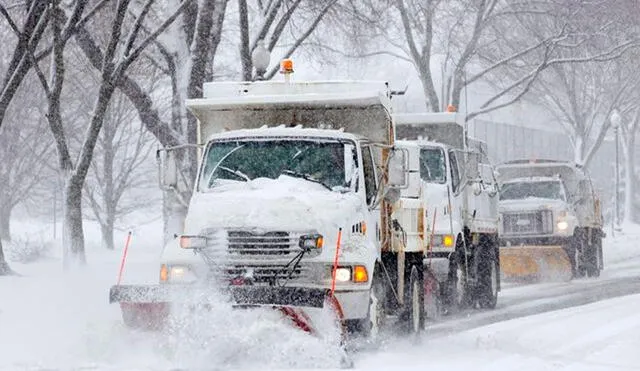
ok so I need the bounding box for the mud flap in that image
[499,245,572,282]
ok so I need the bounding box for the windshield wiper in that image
[282,170,333,191]
[219,166,250,181]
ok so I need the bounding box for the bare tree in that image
[238,0,338,81]
[0,0,50,275]
[83,91,158,250]
[0,77,53,242]
[29,0,189,266]
[330,0,639,121]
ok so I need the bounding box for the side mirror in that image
[158,148,178,189]
[388,147,408,188]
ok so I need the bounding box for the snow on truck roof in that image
[186,80,393,145]
[503,176,562,184]
[393,112,464,127]
[206,125,362,142]
[393,112,465,148]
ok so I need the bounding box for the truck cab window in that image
[362,145,377,205]
[419,147,446,183]
[449,150,461,193]
[199,139,353,192]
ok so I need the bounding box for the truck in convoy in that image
[108,60,435,341]
[496,160,605,280]
[392,111,501,312]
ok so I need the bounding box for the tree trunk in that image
[0,203,11,242]
[0,238,11,275]
[100,217,115,250]
[63,177,86,267]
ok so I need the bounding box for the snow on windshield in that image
[500,181,565,201]
[198,138,357,192]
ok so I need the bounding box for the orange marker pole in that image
[117,231,133,285]
[330,228,343,295]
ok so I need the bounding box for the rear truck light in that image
[299,234,323,252]
[179,235,207,249]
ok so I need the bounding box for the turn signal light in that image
[443,234,455,247]
[159,264,168,282]
[353,265,368,283]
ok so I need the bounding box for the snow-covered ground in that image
[349,293,640,371]
[1,219,640,370]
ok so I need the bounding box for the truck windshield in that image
[199,139,356,192]
[420,147,446,183]
[500,181,565,201]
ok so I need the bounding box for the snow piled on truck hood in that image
[184,175,363,234]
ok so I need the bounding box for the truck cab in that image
[392,112,501,311]
[496,160,604,278]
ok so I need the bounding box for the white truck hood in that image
[184,175,363,234]
[499,197,567,213]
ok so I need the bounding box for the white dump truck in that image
[108,63,433,339]
[496,160,605,280]
[392,112,501,311]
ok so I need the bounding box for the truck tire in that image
[406,265,425,333]
[477,236,499,309]
[568,230,587,279]
[443,238,470,312]
[585,229,601,278]
[350,273,386,340]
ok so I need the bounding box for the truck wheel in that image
[407,265,425,333]
[477,244,499,309]
[350,274,386,340]
[585,230,601,278]
[443,239,470,312]
[569,230,587,279]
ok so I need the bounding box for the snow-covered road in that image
[349,293,640,370]
[1,222,640,370]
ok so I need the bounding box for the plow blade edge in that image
[109,284,328,308]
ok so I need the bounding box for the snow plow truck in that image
[392,111,501,313]
[108,60,438,342]
[496,159,605,281]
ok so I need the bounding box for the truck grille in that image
[223,264,306,283]
[227,231,299,256]
[502,210,553,236]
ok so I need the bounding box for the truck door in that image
[447,150,465,231]
[361,144,381,252]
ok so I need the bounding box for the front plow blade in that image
[110,284,332,332]
[110,284,327,308]
[499,245,572,282]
